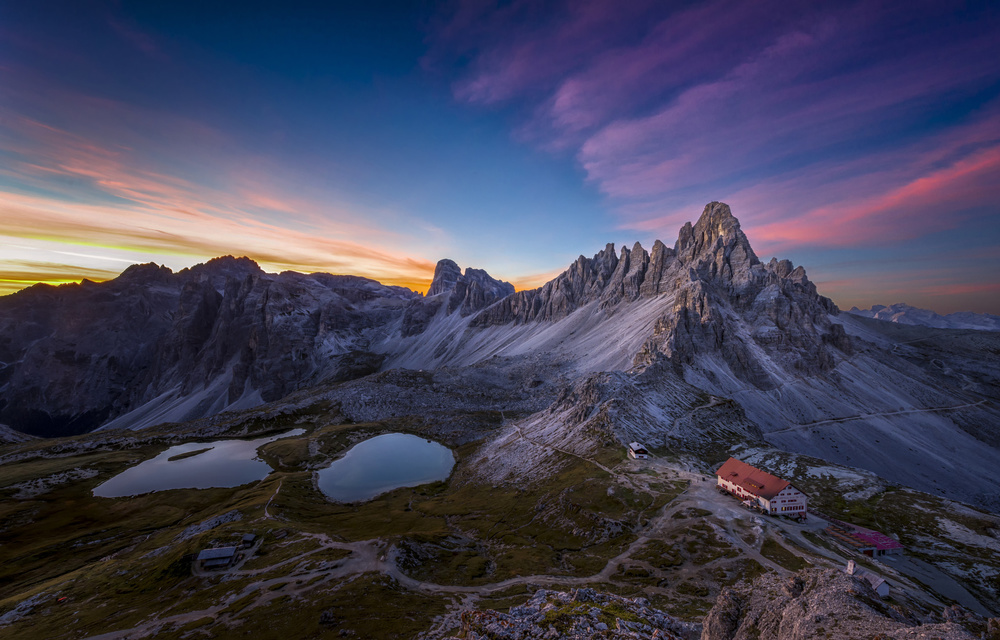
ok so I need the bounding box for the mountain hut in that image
[628,442,649,459]
[716,457,808,517]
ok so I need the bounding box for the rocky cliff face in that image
[631,203,848,390]
[401,259,515,337]
[0,257,419,436]
[472,243,624,324]
[429,258,515,315]
[473,202,847,390]
[0,264,185,436]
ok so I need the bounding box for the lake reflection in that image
[93,429,305,497]
[316,433,454,502]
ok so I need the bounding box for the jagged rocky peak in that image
[412,258,514,325]
[456,267,515,311]
[475,202,779,325]
[675,201,760,288]
[427,259,513,304]
[618,203,847,387]
[676,201,754,256]
[199,255,262,273]
[472,243,628,325]
[600,241,651,308]
[427,259,462,297]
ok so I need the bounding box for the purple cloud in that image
[431,0,1000,248]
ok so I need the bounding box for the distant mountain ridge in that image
[848,303,1000,331]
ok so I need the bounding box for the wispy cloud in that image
[107,16,168,61]
[0,67,442,295]
[751,144,1000,252]
[0,190,438,292]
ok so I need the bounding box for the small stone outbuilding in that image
[196,546,239,571]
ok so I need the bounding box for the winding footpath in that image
[263,479,282,520]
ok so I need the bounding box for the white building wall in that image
[771,486,808,515]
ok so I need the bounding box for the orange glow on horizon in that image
[0,263,434,298]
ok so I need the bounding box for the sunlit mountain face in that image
[1,1,998,314]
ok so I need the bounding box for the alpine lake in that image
[94,430,454,501]
[315,432,455,502]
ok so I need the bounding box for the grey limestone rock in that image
[427,259,462,297]
[458,588,698,640]
[426,258,514,316]
[700,568,980,640]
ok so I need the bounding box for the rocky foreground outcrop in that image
[701,568,991,640]
[457,588,699,640]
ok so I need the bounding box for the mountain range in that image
[848,303,1000,331]
[1,202,998,510]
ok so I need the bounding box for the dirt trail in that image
[263,479,282,519]
[769,400,987,434]
[513,426,614,476]
[670,396,725,433]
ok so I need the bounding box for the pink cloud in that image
[0,83,427,247]
[577,25,999,204]
[752,146,1000,249]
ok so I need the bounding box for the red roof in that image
[716,457,796,500]
[852,527,904,550]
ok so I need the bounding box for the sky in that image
[1,1,998,314]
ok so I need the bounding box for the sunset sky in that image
[1,1,998,313]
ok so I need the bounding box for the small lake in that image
[93,429,305,498]
[316,433,454,502]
